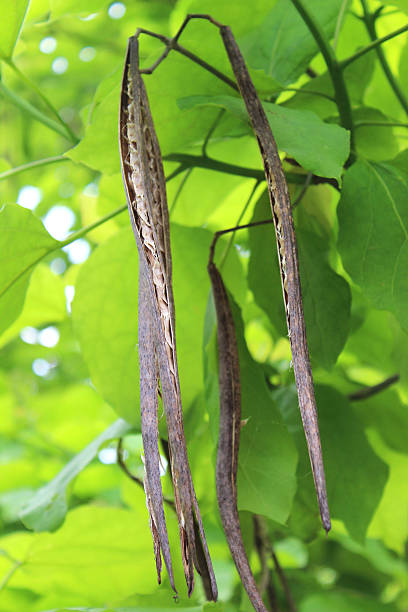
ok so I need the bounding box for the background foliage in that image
[1,0,408,610]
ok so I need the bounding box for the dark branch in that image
[348,374,400,401]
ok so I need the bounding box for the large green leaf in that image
[337,159,408,331]
[0,264,66,348]
[72,228,140,424]
[239,0,345,85]
[204,293,298,524]
[4,505,158,603]
[277,385,388,541]
[0,0,29,59]
[20,419,132,532]
[178,95,349,181]
[0,205,59,336]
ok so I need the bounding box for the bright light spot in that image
[38,326,60,348]
[17,185,42,210]
[83,182,98,197]
[63,239,91,264]
[59,182,75,198]
[32,358,52,377]
[80,13,98,21]
[98,448,118,464]
[159,454,168,476]
[50,257,66,275]
[108,2,126,19]
[43,205,75,240]
[39,37,57,54]
[79,46,96,62]
[65,285,75,313]
[52,57,69,74]
[20,327,38,344]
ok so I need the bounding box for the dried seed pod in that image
[119,34,217,601]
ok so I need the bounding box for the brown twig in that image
[348,374,399,401]
[117,438,176,510]
[253,516,279,612]
[271,546,298,612]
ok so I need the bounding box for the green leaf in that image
[297,229,351,368]
[353,389,408,455]
[0,0,29,59]
[239,0,345,85]
[367,431,408,554]
[72,228,140,424]
[65,70,121,175]
[300,591,397,612]
[20,419,132,531]
[338,159,408,330]
[284,51,375,119]
[354,107,400,162]
[278,385,389,542]
[178,95,349,181]
[204,292,298,524]
[7,505,159,602]
[0,264,66,348]
[0,205,59,336]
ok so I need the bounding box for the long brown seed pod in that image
[119,35,217,599]
[217,22,331,533]
[209,234,268,612]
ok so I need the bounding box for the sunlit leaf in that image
[20,419,132,532]
[338,159,408,331]
[0,0,29,59]
[0,205,59,336]
[179,95,349,181]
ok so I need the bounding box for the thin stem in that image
[209,218,273,266]
[137,26,237,91]
[0,155,68,181]
[355,120,408,128]
[333,0,349,50]
[202,109,226,156]
[59,205,127,248]
[360,0,408,114]
[164,153,265,180]
[253,516,279,612]
[169,167,193,215]
[164,153,340,189]
[292,172,313,208]
[271,547,298,612]
[348,374,399,401]
[0,83,75,141]
[340,23,408,69]
[5,59,78,143]
[218,180,261,268]
[117,439,176,510]
[273,86,335,101]
[0,205,127,302]
[0,560,22,592]
[290,0,354,151]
